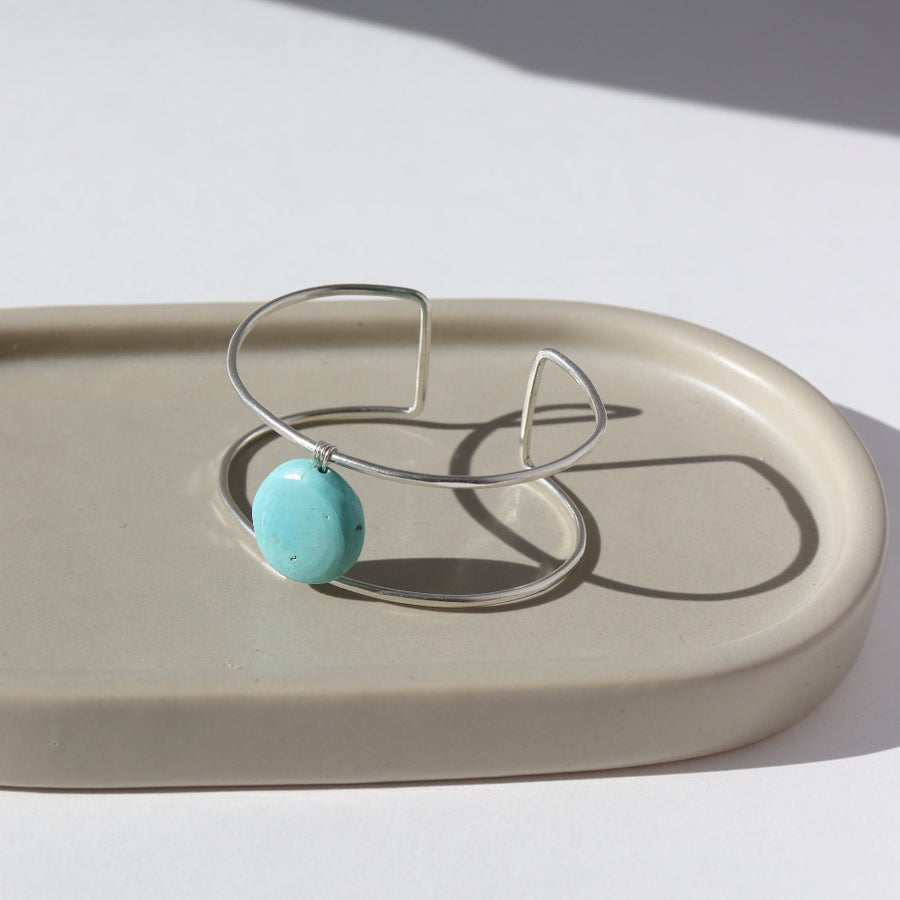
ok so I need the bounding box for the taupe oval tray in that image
[0,299,886,787]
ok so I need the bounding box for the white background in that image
[2,2,899,896]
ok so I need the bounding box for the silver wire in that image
[220,284,607,607]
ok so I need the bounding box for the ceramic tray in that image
[0,298,887,787]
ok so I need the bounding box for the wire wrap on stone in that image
[313,440,337,473]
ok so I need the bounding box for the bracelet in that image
[219,285,607,607]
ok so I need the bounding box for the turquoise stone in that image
[251,458,365,583]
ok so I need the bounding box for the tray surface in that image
[0,299,886,786]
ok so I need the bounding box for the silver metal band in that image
[220,284,607,607]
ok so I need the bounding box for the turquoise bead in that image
[251,458,365,583]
